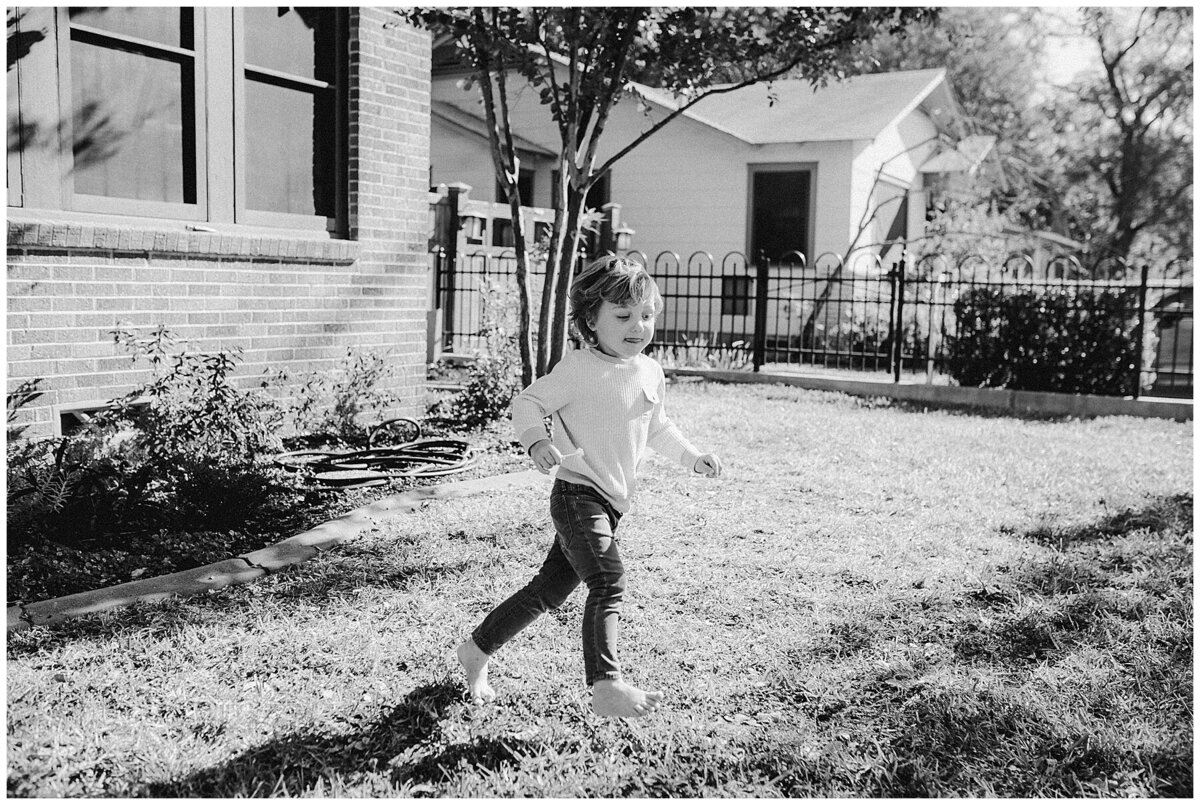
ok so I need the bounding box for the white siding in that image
[850,109,940,256]
[429,115,497,201]
[432,74,863,263]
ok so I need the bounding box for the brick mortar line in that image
[6,470,545,633]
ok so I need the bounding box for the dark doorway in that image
[750,169,811,262]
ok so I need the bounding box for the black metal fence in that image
[432,247,1193,399]
[432,249,547,355]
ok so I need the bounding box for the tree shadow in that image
[7,10,44,69]
[142,677,543,796]
[1021,493,1192,549]
[949,493,1194,665]
[8,10,145,173]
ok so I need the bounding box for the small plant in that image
[6,378,45,441]
[429,279,522,429]
[650,334,751,371]
[103,324,285,467]
[270,348,403,446]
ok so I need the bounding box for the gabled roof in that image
[629,68,957,144]
[432,100,557,158]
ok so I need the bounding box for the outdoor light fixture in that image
[614,225,634,252]
[461,213,486,241]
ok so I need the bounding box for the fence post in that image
[752,252,770,372]
[1132,263,1151,399]
[890,256,907,383]
[442,183,470,353]
[427,247,445,365]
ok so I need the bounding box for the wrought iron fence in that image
[432,249,546,355]
[432,247,1193,399]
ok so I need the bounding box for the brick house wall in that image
[6,9,432,439]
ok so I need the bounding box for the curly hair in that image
[569,255,663,347]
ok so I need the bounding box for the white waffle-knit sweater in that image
[511,347,703,513]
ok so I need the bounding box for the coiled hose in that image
[272,417,478,489]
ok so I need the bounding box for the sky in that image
[1036,6,1100,87]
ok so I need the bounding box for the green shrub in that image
[6,326,287,546]
[270,348,403,446]
[945,287,1156,395]
[433,350,522,430]
[429,279,522,430]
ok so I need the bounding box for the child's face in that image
[589,298,657,360]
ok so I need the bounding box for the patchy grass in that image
[6,381,1192,797]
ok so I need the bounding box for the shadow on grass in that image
[5,556,481,658]
[782,493,1193,796]
[1022,493,1193,549]
[144,677,541,797]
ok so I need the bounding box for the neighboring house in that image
[429,63,991,344]
[430,66,989,263]
[7,7,432,439]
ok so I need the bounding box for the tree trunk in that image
[506,201,535,388]
[548,192,585,372]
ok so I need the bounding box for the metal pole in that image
[1132,263,1150,398]
[753,252,770,372]
[443,185,464,353]
[892,256,907,383]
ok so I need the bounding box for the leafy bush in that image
[430,350,521,430]
[270,348,403,446]
[108,326,285,464]
[945,287,1157,395]
[6,326,288,547]
[429,280,522,429]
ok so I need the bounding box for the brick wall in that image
[5,13,432,439]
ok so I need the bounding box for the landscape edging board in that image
[7,469,546,633]
[667,368,1192,422]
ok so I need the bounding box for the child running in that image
[456,255,722,719]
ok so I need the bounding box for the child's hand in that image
[694,453,722,478]
[530,440,584,474]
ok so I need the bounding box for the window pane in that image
[244,7,332,79]
[68,7,190,48]
[244,80,335,216]
[70,37,196,203]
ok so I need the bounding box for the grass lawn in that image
[6,380,1192,797]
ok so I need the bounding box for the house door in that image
[750,169,811,262]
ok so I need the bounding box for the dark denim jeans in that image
[471,479,626,686]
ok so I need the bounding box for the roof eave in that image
[431,102,558,158]
[625,82,756,145]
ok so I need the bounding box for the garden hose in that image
[272,418,479,489]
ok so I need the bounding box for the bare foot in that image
[456,639,496,705]
[590,678,663,719]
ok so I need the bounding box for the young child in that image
[456,255,722,719]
